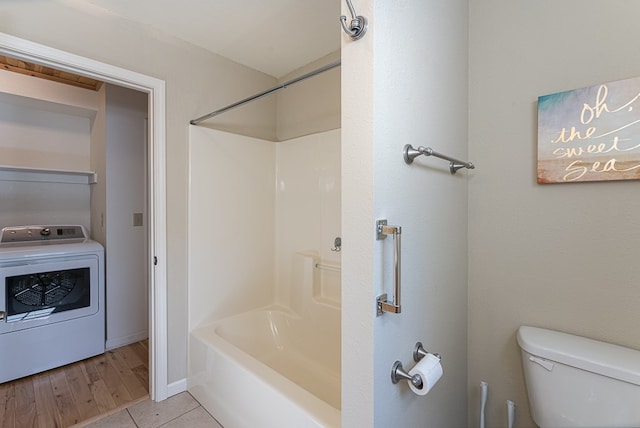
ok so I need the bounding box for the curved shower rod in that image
[190,60,341,125]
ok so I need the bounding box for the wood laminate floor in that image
[0,340,149,428]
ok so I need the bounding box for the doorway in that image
[0,32,168,401]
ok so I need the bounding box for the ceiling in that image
[81,0,342,78]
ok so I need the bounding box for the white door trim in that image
[0,32,169,401]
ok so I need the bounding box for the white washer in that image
[0,225,105,383]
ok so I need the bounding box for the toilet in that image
[517,325,640,428]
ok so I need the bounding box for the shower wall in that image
[188,127,275,329]
[274,129,341,307]
[188,127,341,329]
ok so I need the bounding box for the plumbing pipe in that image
[507,400,516,428]
[480,381,488,428]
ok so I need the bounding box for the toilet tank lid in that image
[517,326,640,386]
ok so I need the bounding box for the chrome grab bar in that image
[376,219,402,315]
[314,262,341,273]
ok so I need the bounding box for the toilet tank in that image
[517,326,640,428]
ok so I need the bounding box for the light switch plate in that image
[133,213,143,227]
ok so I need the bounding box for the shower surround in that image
[187,127,341,427]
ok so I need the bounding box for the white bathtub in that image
[188,306,341,428]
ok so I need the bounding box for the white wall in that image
[342,0,468,426]
[0,100,91,170]
[0,68,97,231]
[468,2,640,426]
[0,69,97,171]
[1,2,278,383]
[373,0,469,425]
[341,0,375,423]
[104,84,149,349]
[0,180,91,231]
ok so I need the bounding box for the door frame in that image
[0,32,169,401]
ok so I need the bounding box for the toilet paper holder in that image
[391,342,441,385]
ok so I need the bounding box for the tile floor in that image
[79,391,223,428]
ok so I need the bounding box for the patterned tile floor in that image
[77,391,223,428]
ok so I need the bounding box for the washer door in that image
[0,255,100,334]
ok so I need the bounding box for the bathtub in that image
[188,306,341,428]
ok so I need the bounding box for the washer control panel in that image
[0,225,87,244]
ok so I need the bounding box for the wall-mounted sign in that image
[538,76,640,183]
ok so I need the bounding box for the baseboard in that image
[105,331,149,350]
[167,378,187,397]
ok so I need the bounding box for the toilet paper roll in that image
[408,354,443,396]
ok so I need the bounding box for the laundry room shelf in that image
[0,165,97,184]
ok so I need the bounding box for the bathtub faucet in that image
[331,237,341,252]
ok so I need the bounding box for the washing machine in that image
[0,225,105,383]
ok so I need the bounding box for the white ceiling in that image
[82,0,341,78]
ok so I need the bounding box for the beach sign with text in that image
[538,76,640,183]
